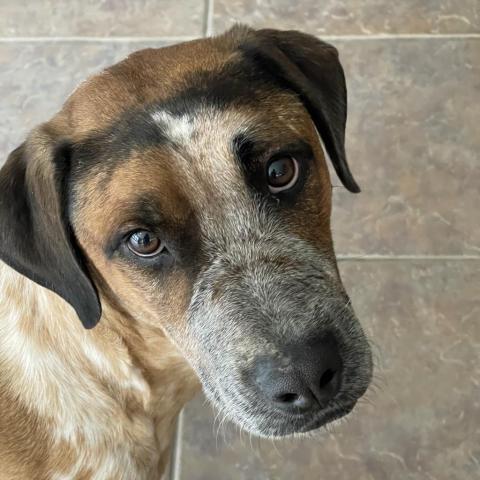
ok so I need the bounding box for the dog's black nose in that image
[252,335,342,413]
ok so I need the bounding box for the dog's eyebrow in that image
[231,132,260,167]
[72,109,172,181]
[232,133,313,168]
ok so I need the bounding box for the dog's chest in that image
[51,417,169,480]
[0,328,167,478]
[0,265,195,479]
[48,350,185,480]
[0,345,172,479]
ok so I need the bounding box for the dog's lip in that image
[246,400,358,438]
[296,401,357,433]
[265,393,357,420]
[262,399,358,434]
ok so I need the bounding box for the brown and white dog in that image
[0,26,373,479]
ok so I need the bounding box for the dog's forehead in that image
[66,27,315,186]
[63,27,256,137]
[69,35,317,214]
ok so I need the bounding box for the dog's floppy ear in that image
[0,125,101,328]
[242,28,360,193]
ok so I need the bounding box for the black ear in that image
[0,129,101,328]
[241,28,360,193]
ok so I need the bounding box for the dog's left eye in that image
[126,230,164,257]
[266,156,299,193]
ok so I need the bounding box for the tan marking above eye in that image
[267,156,299,193]
[127,231,163,257]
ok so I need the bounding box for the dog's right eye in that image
[266,155,299,193]
[127,230,164,257]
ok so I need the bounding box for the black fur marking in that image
[71,108,169,183]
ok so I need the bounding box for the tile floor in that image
[1,1,479,479]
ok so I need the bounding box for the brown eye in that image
[266,156,299,193]
[127,230,163,257]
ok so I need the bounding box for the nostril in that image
[275,392,299,404]
[273,392,312,411]
[319,368,336,389]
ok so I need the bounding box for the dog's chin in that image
[202,380,358,439]
[238,401,358,439]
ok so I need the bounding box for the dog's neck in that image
[0,261,199,479]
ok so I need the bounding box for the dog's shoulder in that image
[0,261,170,479]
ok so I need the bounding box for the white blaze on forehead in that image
[151,106,258,208]
[151,110,194,144]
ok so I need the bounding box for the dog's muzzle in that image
[185,218,372,437]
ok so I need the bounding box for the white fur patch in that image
[151,110,194,144]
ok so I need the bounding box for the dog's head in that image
[0,26,372,436]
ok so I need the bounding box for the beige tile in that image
[180,260,480,480]
[330,39,479,255]
[0,41,169,158]
[0,0,204,37]
[213,0,480,35]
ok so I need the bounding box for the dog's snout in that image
[251,335,343,414]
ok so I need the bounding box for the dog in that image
[0,25,373,479]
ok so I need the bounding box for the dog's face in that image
[0,27,372,437]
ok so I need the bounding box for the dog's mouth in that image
[206,389,360,438]
[295,400,357,434]
[239,399,359,438]
[198,364,370,438]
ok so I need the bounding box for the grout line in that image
[1,32,479,44]
[0,36,197,43]
[337,254,480,261]
[168,410,184,480]
[314,32,480,40]
[204,0,215,37]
